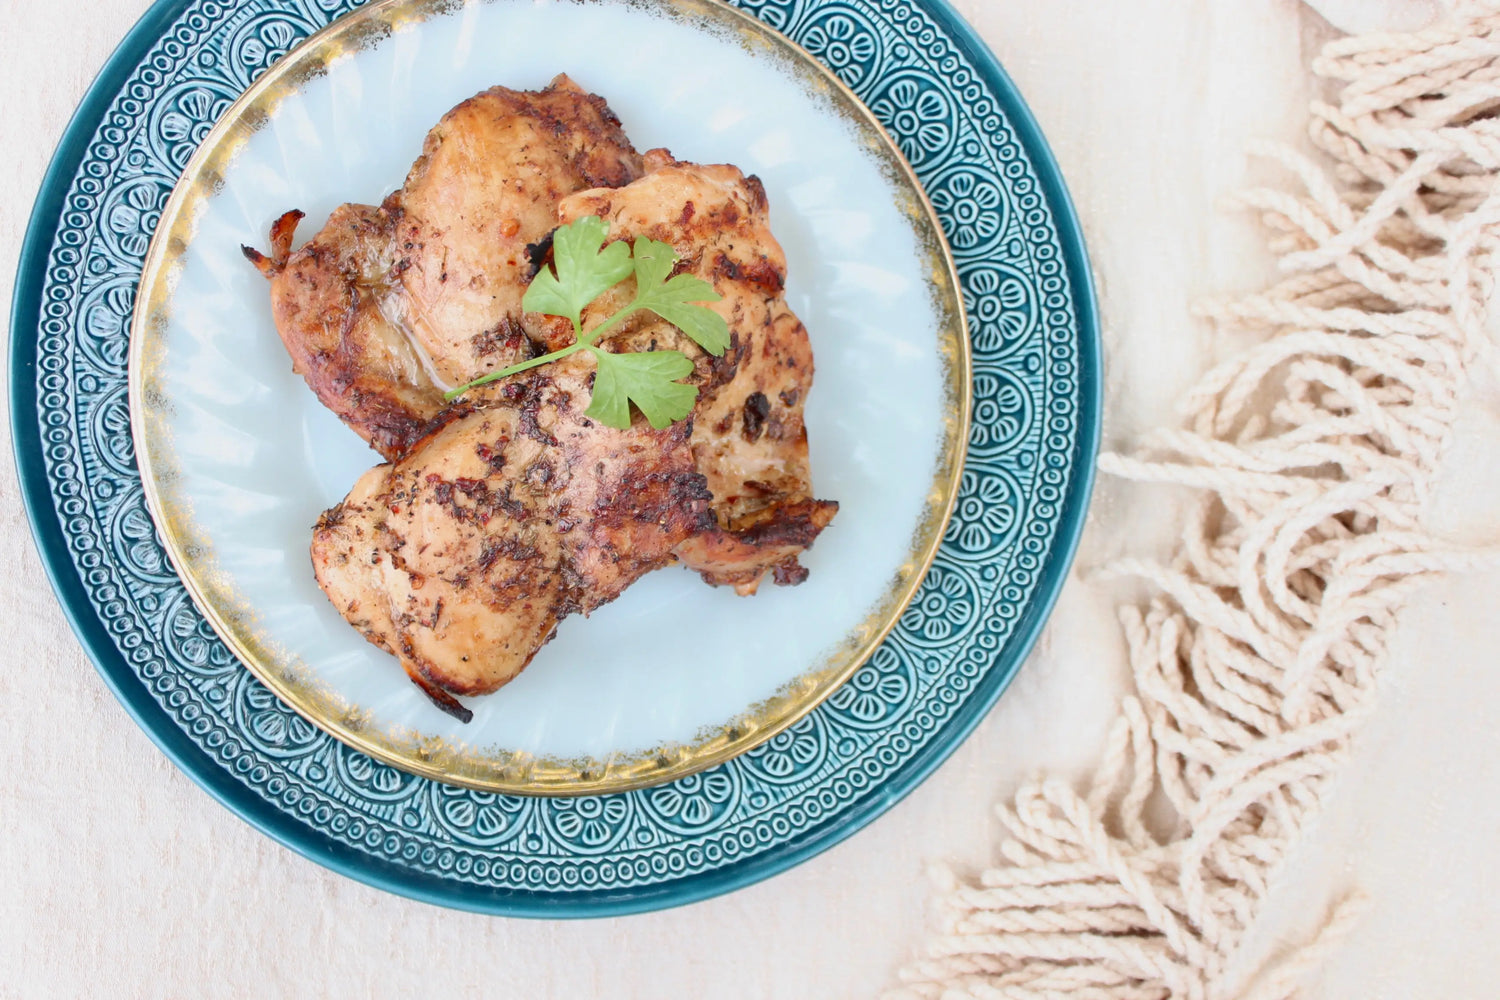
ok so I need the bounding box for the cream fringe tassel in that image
[891,4,1500,998]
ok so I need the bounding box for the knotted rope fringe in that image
[891,4,1500,998]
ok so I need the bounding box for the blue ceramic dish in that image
[11,0,1099,916]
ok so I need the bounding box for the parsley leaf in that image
[585,347,698,430]
[521,215,633,336]
[630,238,731,356]
[445,216,729,430]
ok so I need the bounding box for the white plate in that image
[131,0,966,793]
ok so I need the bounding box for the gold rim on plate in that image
[128,0,972,796]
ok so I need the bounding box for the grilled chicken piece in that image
[245,74,643,460]
[311,355,713,721]
[557,150,838,594]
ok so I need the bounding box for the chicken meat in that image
[310,356,712,723]
[555,149,838,593]
[244,74,643,459]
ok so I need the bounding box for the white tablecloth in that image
[3,2,1497,996]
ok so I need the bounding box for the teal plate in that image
[11,0,1099,915]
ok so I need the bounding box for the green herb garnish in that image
[443,216,728,430]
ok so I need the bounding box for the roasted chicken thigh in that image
[311,357,712,722]
[245,74,642,459]
[556,149,838,593]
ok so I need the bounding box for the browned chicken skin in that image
[249,82,836,719]
[311,357,713,721]
[557,149,838,593]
